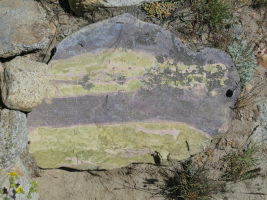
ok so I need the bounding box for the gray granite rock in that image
[27,14,240,169]
[0,57,49,112]
[0,109,27,169]
[0,0,53,58]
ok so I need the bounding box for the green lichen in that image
[50,49,157,97]
[29,121,210,169]
[141,63,227,91]
[203,64,225,73]
[49,49,228,97]
[227,33,256,85]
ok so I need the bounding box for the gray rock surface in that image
[0,57,49,112]
[0,109,27,169]
[0,0,52,58]
[251,101,267,144]
[69,0,160,15]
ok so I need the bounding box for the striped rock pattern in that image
[28,14,240,169]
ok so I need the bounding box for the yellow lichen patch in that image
[177,63,191,72]
[218,77,228,86]
[51,49,155,75]
[49,49,157,97]
[203,64,226,73]
[48,49,229,97]
[29,121,210,169]
[143,2,177,19]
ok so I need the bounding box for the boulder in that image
[0,109,27,169]
[68,0,160,15]
[0,0,53,58]
[27,14,240,169]
[0,57,49,112]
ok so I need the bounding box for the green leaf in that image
[9,177,15,185]
[27,194,33,199]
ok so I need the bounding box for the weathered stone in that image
[68,0,160,15]
[0,0,52,58]
[250,101,267,144]
[0,109,27,169]
[28,14,240,169]
[0,57,49,112]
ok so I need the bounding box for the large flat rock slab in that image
[0,0,53,58]
[28,14,240,169]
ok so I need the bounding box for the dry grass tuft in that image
[158,159,220,200]
[221,144,261,182]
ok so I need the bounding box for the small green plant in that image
[0,172,38,200]
[192,0,233,30]
[227,33,257,85]
[143,1,177,19]
[221,144,261,182]
[158,160,219,200]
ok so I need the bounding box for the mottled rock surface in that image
[0,109,27,169]
[251,101,267,144]
[28,14,240,169]
[0,0,52,58]
[0,57,49,112]
[69,0,160,15]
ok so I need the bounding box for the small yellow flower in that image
[15,186,25,194]
[7,172,18,177]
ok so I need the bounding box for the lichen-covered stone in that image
[29,122,210,169]
[68,0,160,15]
[0,0,53,58]
[0,109,27,169]
[28,14,240,169]
[0,57,49,112]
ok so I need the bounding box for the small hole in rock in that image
[226,89,233,97]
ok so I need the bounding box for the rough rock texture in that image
[0,158,39,200]
[0,0,52,58]
[251,101,267,144]
[27,14,240,169]
[0,57,49,112]
[234,68,267,145]
[68,0,160,15]
[0,109,27,169]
